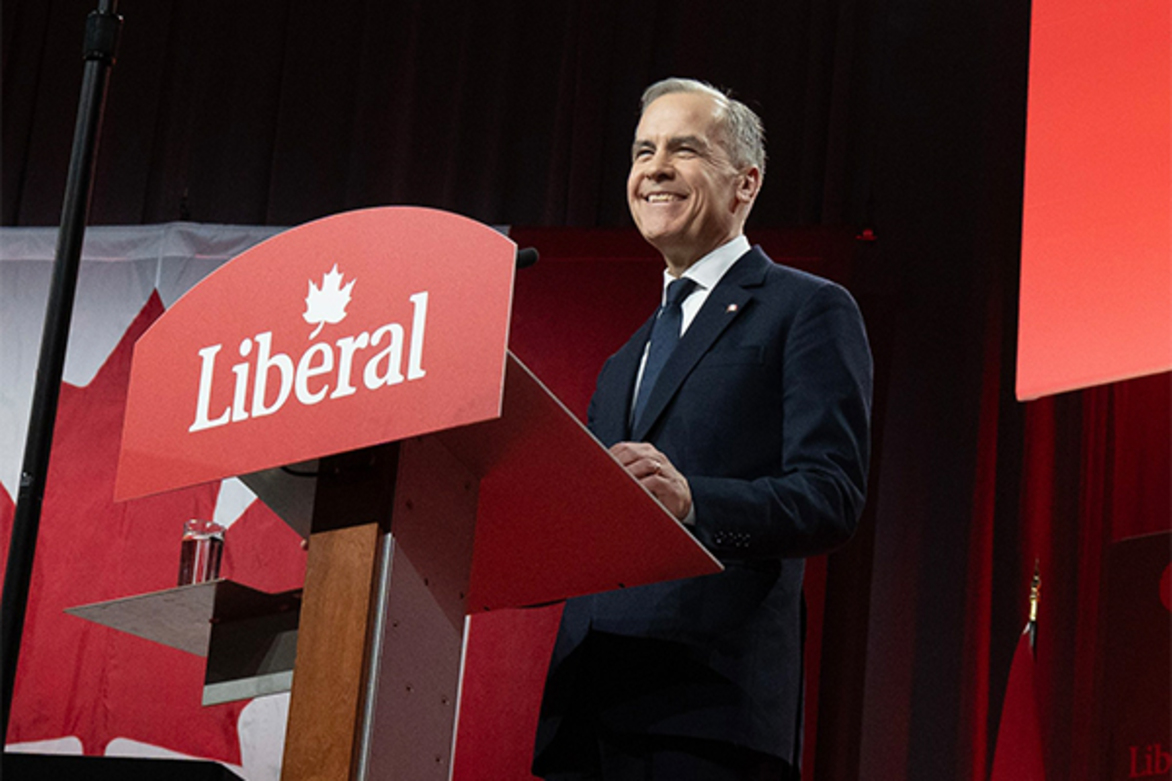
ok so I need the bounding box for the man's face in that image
[627,91,759,271]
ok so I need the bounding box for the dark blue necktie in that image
[632,277,696,430]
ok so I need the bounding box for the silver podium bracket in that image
[237,459,319,539]
[66,580,302,707]
[65,581,222,656]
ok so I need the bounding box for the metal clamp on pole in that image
[83,4,123,64]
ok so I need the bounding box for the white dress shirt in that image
[632,235,751,402]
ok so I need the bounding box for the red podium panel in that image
[440,354,722,611]
[115,207,516,500]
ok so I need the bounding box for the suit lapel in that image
[630,248,770,442]
[593,314,654,444]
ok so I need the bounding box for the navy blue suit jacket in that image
[534,247,872,770]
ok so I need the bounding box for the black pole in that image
[1,0,122,743]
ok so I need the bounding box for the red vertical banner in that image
[1017,0,1171,400]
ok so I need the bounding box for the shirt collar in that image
[661,235,751,299]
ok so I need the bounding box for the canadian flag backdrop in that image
[0,224,301,778]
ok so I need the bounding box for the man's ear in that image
[737,166,762,206]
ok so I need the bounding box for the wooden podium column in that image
[282,445,399,780]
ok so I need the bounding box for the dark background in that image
[3,1,1168,779]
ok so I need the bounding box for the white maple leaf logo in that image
[303,264,356,339]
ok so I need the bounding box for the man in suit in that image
[533,78,872,780]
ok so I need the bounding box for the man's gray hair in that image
[640,78,767,176]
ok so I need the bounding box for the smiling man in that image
[533,78,873,781]
[627,87,761,277]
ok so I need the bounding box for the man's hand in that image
[609,441,692,520]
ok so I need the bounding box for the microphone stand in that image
[1,0,122,742]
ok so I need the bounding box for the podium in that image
[89,208,721,779]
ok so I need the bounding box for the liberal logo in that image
[189,265,428,433]
[303,264,355,339]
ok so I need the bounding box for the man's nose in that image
[645,155,674,180]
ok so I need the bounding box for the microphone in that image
[516,247,539,269]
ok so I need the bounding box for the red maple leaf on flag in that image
[303,265,355,339]
[1,293,306,762]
